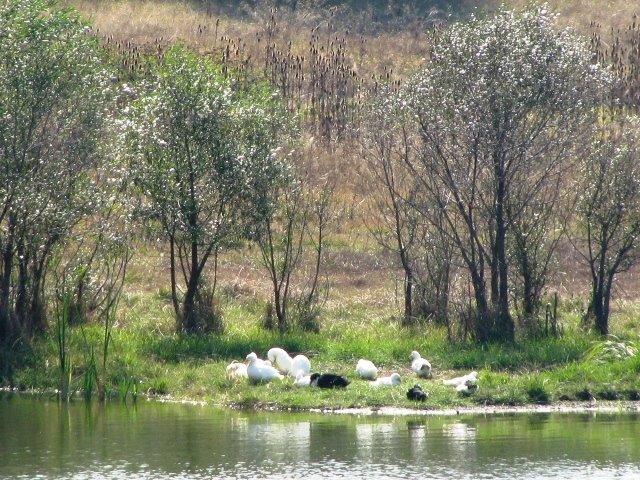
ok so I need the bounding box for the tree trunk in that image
[469,269,492,343]
[180,151,200,334]
[591,273,610,336]
[490,251,499,307]
[437,262,452,338]
[15,243,29,335]
[0,242,13,341]
[592,287,607,335]
[496,248,514,341]
[0,214,16,341]
[28,260,46,334]
[493,162,514,342]
[181,240,200,333]
[589,241,610,336]
[403,271,413,325]
[522,266,535,317]
[169,237,181,327]
[181,276,199,333]
[274,286,287,331]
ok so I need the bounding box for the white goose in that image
[246,352,284,384]
[410,351,432,379]
[225,360,248,379]
[290,354,312,377]
[356,359,378,380]
[456,378,478,395]
[370,372,401,387]
[443,371,478,388]
[268,347,311,377]
[294,371,312,387]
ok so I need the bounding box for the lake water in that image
[1,395,639,479]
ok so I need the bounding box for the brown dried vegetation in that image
[69,0,640,319]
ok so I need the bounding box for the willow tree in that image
[0,0,110,341]
[125,47,295,334]
[402,6,610,342]
[576,118,640,336]
[360,89,422,324]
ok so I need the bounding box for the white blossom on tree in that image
[576,117,640,336]
[0,0,113,339]
[396,5,611,341]
[123,46,296,333]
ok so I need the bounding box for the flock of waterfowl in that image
[226,348,478,402]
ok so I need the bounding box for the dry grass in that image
[68,0,429,77]
[66,0,640,318]
[487,0,638,34]
[67,0,640,76]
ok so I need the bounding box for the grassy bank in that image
[6,280,640,410]
[2,0,638,412]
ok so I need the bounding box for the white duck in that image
[370,372,401,387]
[455,375,479,395]
[225,360,248,379]
[443,371,478,388]
[268,347,311,377]
[246,352,284,384]
[294,371,312,387]
[410,351,432,379]
[290,355,311,377]
[356,359,378,380]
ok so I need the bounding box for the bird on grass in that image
[309,373,350,388]
[443,371,478,388]
[294,371,312,387]
[356,359,378,380]
[246,352,284,384]
[225,360,248,379]
[410,351,432,379]
[268,347,311,377]
[443,371,479,396]
[406,384,428,402]
[370,373,401,387]
[455,378,478,396]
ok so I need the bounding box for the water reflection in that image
[234,416,311,464]
[406,419,427,459]
[443,421,476,441]
[1,395,639,479]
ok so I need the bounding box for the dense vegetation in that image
[1,0,639,409]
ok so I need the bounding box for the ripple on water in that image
[1,399,639,480]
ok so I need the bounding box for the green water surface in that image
[1,395,639,479]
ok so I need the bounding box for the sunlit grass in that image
[4,0,639,412]
[10,289,639,410]
[8,236,638,408]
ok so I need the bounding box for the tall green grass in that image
[7,290,640,409]
[54,295,73,400]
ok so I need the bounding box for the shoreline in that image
[4,387,638,416]
[130,396,640,416]
[312,402,640,416]
[0,387,640,416]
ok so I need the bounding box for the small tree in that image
[256,167,333,332]
[361,90,422,324]
[125,46,295,333]
[256,174,307,331]
[302,176,334,318]
[576,117,640,336]
[402,6,609,342]
[362,88,456,327]
[0,0,110,341]
[506,137,574,330]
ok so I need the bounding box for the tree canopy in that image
[366,6,612,341]
[0,0,112,341]
[123,46,297,333]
